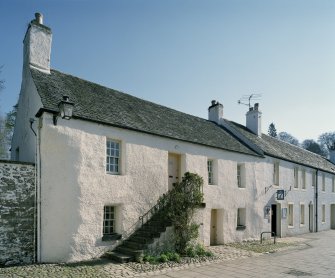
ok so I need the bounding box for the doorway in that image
[331,204,335,229]
[168,153,180,190]
[271,204,277,236]
[309,204,314,232]
[210,209,217,245]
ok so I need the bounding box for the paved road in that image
[150,230,335,278]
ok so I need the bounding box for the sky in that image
[0,0,334,142]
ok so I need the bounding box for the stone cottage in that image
[7,13,335,263]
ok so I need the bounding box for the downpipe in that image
[315,169,318,233]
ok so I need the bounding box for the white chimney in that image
[208,100,223,124]
[246,103,262,136]
[23,13,52,73]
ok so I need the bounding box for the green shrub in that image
[159,254,168,263]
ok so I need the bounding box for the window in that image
[300,204,305,225]
[288,204,294,227]
[294,167,299,189]
[207,160,213,185]
[322,205,326,223]
[103,206,115,235]
[237,164,245,188]
[332,176,335,193]
[237,208,246,230]
[106,139,120,174]
[302,169,306,190]
[312,171,316,187]
[273,162,279,185]
[322,174,325,192]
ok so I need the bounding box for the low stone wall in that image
[0,160,35,266]
[146,226,175,255]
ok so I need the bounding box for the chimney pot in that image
[35,12,43,24]
[211,100,216,106]
[254,103,259,110]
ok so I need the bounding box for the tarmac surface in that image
[0,230,334,277]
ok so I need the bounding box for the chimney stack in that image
[23,12,52,73]
[246,103,262,136]
[208,100,223,125]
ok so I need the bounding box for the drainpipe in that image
[37,118,42,262]
[29,118,38,262]
[315,169,318,233]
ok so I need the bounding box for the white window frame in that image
[273,162,279,186]
[300,204,305,226]
[322,173,326,192]
[103,206,115,235]
[106,139,121,174]
[237,164,245,188]
[294,167,299,189]
[237,208,246,228]
[322,204,326,223]
[302,169,306,190]
[288,203,294,227]
[312,170,316,187]
[208,160,214,185]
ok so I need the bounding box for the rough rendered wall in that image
[0,161,35,266]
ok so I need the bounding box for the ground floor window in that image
[103,206,115,235]
[322,204,326,223]
[288,204,294,227]
[300,204,305,225]
[237,208,246,230]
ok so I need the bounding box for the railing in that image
[260,231,276,244]
[121,178,203,242]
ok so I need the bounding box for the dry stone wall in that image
[0,160,35,266]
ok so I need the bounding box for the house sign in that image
[276,190,285,201]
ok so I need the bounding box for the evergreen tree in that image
[268,123,277,137]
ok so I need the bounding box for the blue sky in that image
[0,0,334,141]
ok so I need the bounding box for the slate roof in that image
[227,121,335,174]
[31,68,259,157]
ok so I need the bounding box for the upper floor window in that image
[312,171,316,187]
[106,139,120,174]
[322,174,326,192]
[302,169,306,190]
[273,162,279,185]
[237,164,245,188]
[300,204,305,225]
[207,160,214,185]
[332,176,335,193]
[294,167,299,189]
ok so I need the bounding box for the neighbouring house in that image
[6,13,335,263]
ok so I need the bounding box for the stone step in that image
[134,229,160,238]
[115,246,144,257]
[104,251,133,263]
[123,240,147,250]
[128,235,155,244]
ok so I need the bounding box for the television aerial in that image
[238,94,262,108]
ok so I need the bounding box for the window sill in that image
[300,224,305,227]
[238,186,246,189]
[322,222,326,225]
[208,183,218,186]
[102,233,122,241]
[288,225,294,229]
[293,187,299,190]
[236,225,246,231]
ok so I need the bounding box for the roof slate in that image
[30,68,258,157]
[227,121,335,174]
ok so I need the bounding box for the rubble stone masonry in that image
[0,160,35,266]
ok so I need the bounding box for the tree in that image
[302,139,327,157]
[268,123,277,137]
[318,132,335,155]
[278,132,299,146]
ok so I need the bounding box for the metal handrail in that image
[260,231,276,244]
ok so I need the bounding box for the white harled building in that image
[11,13,335,263]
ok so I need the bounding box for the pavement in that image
[148,230,335,278]
[0,230,334,277]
